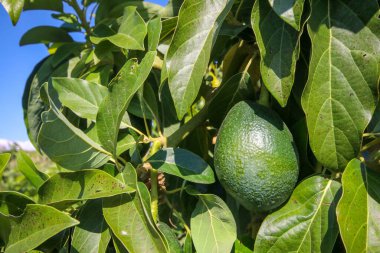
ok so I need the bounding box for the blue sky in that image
[0,0,167,141]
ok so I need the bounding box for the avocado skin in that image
[214,101,299,212]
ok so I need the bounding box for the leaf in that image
[254,176,341,253]
[165,0,234,119]
[157,222,182,253]
[301,0,380,171]
[0,153,11,176]
[20,26,73,46]
[268,0,305,30]
[251,0,302,107]
[4,204,78,253]
[234,239,252,253]
[147,148,215,184]
[102,184,168,253]
[91,6,147,50]
[71,200,111,253]
[52,77,108,120]
[336,158,380,252]
[160,17,178,42]
[189,192,236,253]
[24,0,63,11]
[38,82,111,170]
[147,17,162,52]
[38,170,135,207]
[16,150,49,189]
[208,72,253,127]
[25,55,82,150]
[184,233,192,253]
[96,52,156,156]
[0,0,24,25]
[0,191,35,216]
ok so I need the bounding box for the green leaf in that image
[208,72,253,127]
[0,0,24,25]
[165,0,234,119]
[102,184,168,253]
[71,200,111,253]
[184,233,192,253]
[234,239,252,253]
[38,83,111,170]
[160,17,178,42]
[116,133,136,156]
[147,148,215,184]
[20,26,73,46]
[24,0,63,11]
[254,176,341,253]
[0,191,35,216]
[91,6,147,50]
[147,17,162,52]
[0,153,11,176]
[96,52,156,156]
[52,77,108,120]
[268,0,305,30]
[336,159,380,252]
[189,193,236,253]
[157,222,182,253]
[4,204,78,253]
[38,170,135,207]
[301,0,380,171]
[16,150,49,189]
[251,0,302,107]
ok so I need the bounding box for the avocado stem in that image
[257,83,270,108]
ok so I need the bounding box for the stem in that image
[164,197,191,234]
[148,140,162,222]
[150,168,159,222]
[68,0,92,40]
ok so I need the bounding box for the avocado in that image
[214,101,299,212]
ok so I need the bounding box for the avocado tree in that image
[0,0,379,252]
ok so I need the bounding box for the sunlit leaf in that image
[254,176,341,253]
[301,0,380,170]
[337,159,380,252]
[148,148,215,184]
[5,204,78,253]
[165,0,234,119]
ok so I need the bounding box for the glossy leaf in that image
[91,6,147,50]
[24,0,63,11]
[102,183,168,253]
[268,0,305,30]
[254,176,341,253]
[16,150,48,188]
[0,191,35,216]
[20,26,73,46]
[71,200,111,253]
[52,77,108,120]
[147,148,215,184]
[189,192,236,253]
[165,0,234,119]
[38,169,135,207]
[97,52,156,156]
[0,0,24,25]
[38,82,111,170]
[251,0,301,107]
[336,159,380,252]
[147,17,162,52]
[24,56,80,149]
[5,204,78,253]
[0,153,11,176]
[301,0,380,170]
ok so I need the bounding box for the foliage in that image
[0,0,379,252]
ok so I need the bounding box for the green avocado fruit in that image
[214,101,299,212]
